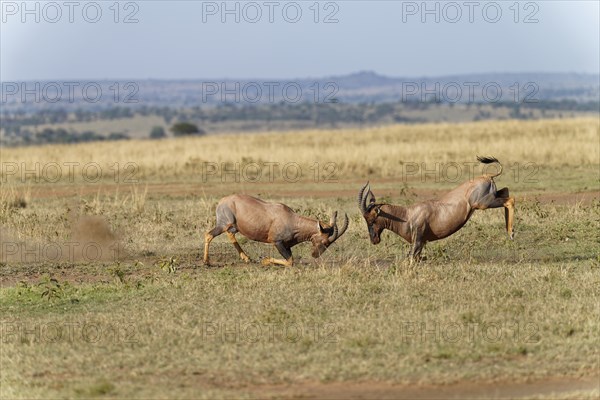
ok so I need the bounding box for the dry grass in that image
[1,118,598,186]
[1,257,598,398]
[0,118,599,399]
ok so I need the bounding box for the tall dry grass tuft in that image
[129,185,148,214]
[0,184,30,216]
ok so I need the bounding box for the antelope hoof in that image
[261,258,271,266]
[509,231,514,240]
[241,254,250,263]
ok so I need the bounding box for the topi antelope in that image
[358,156,515,261]
[204,194,349,266]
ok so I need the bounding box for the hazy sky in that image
[1,1,599,80]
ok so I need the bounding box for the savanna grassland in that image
[0,118,599,399]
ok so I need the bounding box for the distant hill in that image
[313,71,599,104]
[1,72,598,113]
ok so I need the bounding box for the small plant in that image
[75,379,116,397]
[157,256,178,274]
[38,276,62,301]
[529,197,549,219]
[108,263,127,284]
[16,280,32,296]
[398,182,416,198]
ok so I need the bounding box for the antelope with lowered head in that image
[358,156,515,260]
[204,194,349,266]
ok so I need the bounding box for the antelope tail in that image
[477,156,503,178]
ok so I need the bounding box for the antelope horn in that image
[329,212,349,243]
[329,211,338,226]
[329,211,338,241]
[358,182,370,214]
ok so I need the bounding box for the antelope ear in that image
[367,190,376,205]
[318,221,326,233]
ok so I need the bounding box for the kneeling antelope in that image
[358,156,515,260]
[204,194,349,266]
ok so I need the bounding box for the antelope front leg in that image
[261,257,294,267]
[262,241,293,267]
[226,232,250,262]
[407,226,425,263]
[504,196,515,240]
[408,241,425,263]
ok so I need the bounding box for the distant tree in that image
[101,106,133,120]
[108,132,130,141]
[80,131,104,142]
[149,126,166,139]
[36,128,71,143]
[170,122,205,136]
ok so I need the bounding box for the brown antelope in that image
[204,194,349,266]
[358,156,515,260]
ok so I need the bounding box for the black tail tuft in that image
[477,156,503,177]
[477,156,499,164]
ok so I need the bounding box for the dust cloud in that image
[1,215,126,264]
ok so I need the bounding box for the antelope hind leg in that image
[504,196,515,239]
[203,225,229,265]
[203,233,213,264]
[226,231,250,262]
[473,187,515,240]
[495,188,515,239]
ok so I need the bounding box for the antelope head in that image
[358,182,385,244]
[311,211,349,258]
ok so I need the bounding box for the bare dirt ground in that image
[246,376,599,399]
[22,181,600,205]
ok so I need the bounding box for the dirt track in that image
[22,181,600,205]
[250,376,599,399]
